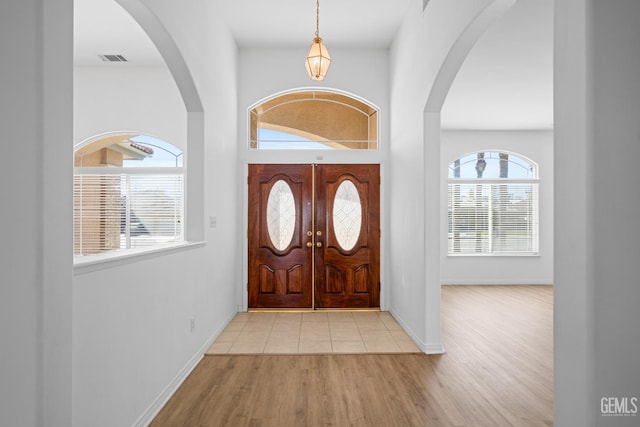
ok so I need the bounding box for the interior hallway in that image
[153,286,553,426]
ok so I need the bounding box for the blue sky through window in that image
[258,129,332,150]
[123,135,183,167]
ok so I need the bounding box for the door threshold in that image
[248,308,381,313]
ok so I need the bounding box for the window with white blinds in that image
[73,135,184,258]
[448,152,539,255]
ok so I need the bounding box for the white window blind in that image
[447,151,539,256]
[448,181,539,255]
[73,168,184,257]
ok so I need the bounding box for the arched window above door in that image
[249,89,379,150]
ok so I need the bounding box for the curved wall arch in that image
[423,0,517,353]
[115,0,203,113]
[424,0,517,113]
[115,0,204,241]
[388,0,518,354]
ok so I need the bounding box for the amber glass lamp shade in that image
[305,36,331,81]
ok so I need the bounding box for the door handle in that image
[307,242,313,248]
[316,241,323,248]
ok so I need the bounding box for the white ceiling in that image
[74,0,553,130]
[74,0,164,67]
[441,0,553,130]
[216,0,414,48]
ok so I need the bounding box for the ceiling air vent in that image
[98,54,128,62]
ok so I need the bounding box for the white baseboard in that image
[133,309,237,427]
[441,282,554,286]
[423,343,446,354]
[388,308,445,355]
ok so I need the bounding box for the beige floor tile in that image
[232,313,251,321]
[271,320,301,330]
[209,310,420,355]
[275,312,302,322]
[330,328,363,342]
[228,340,267,354]
[301,322,330,333]
[216,330,242,342]
[353,312,382,322]
[272,326,300,334]
[241,318,274,328]
[242,320,274,329]
[356,321,389,332]
[269,327,300,339]
[329,321,359,331]
[389,329,412,341]
[223,322,246,332]
[332,341,367,353]
[300,330,331,342]
[246,316,276,326]
[264,338,300,354]
[360,330,394,342]
[206,341,233,354]
[302,312,328,322]
[378,312,394,321]
[327,312,355,322]
[365,340,401,353]
[298,340,332,353]
[383,321,404,332]
[394,339,421,353]
[236,328,271,341]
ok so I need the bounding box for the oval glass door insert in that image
[333,180,362,251]
[266,180,296,250]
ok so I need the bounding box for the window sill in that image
[447,253,540,258]
[73,241,206,275]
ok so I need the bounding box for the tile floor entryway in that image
[206,311,421,355]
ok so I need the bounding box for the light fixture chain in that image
[316,0,320,38]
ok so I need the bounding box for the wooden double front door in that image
[248,164,380,309]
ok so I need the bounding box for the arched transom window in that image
[249,90,378,150]
[448,151,539,255]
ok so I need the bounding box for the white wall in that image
[73,246,224,426]
[554,0,640,425]
[74,67,187,148]
[1,2,46,425]
[554,0,596,425]
[389,0,514,352]
[238,47,390,163]
[591,1,640,425]
[71,0,240,425]
[440,130,554,285]
[237,47,390,309]
[1,1,74,426]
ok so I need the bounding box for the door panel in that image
[248,165,312,308]
[248,164,380,309]
[315,164,380,308]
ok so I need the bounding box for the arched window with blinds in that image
[447,151,539,255]
[73,134,184,258]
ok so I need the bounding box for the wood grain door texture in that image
[248,164,380,309]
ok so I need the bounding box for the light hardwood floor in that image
[151,286,553,426]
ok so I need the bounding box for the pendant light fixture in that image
[305,0,331,81]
